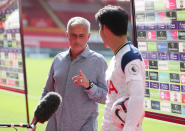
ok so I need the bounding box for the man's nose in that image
[75,36,81,42]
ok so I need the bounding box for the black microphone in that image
[32,92,62,127]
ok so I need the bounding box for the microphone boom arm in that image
[0,123,32,128]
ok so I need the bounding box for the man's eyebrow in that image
[70,33,85,35]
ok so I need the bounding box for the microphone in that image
[0,92,62,130]
[31,92,62,127]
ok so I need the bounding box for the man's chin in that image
[71,46,85,53]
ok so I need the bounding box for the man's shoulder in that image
[120,44,142,72]
[88,49,108,69]
[57,50,68,57]
[52,50,69,61]
[89,50,106,61]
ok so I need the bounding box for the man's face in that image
[66,24,90,53]
[99,24,109,48]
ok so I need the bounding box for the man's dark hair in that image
[95,5,128,36]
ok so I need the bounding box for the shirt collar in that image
[114,41,130,55]
[79,45,91,58]
[66,45,90,58]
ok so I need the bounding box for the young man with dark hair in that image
[95,5,145,131]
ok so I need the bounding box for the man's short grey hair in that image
[67,17,91,33]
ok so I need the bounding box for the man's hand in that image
[72,70,90,88]
[30,117,37,131]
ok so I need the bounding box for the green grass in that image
[0,58,184,131]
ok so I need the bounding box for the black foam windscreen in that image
[34,92,62,123]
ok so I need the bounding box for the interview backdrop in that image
[0,0,30,127]
[133,0,185,124]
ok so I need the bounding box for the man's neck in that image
[70,49,84,60]
[70,51,79,60]
[109,35,128,54]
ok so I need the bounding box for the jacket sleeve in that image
[122,60,145,131]
[85,57,108,104]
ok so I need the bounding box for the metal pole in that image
[18,0,30,126]
[130,0,137,47]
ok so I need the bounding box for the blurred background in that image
[22,0,132,59]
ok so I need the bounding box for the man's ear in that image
[88,33,91,39]
[104,25,112,36]
[66,32,68,38]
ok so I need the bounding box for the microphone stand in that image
[0,123,32,128]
